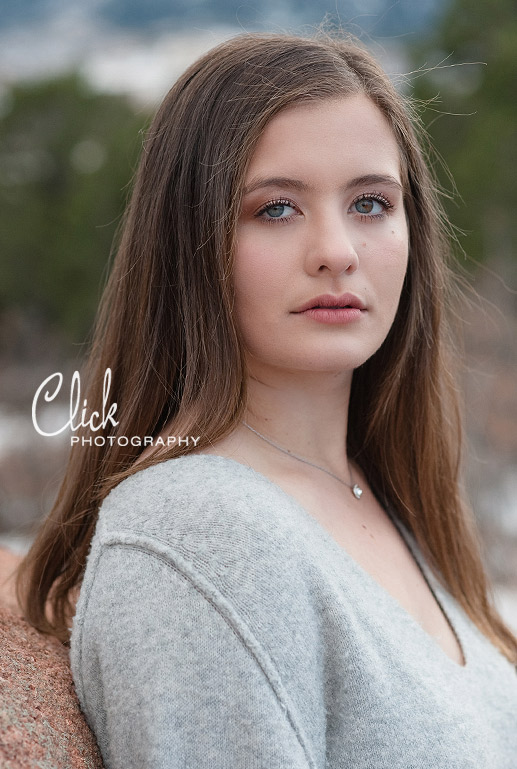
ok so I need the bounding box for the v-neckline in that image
[186,452,469,673]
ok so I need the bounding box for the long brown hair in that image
[17,32,517,662]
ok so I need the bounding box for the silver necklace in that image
[242,421,363,500]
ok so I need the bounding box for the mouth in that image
[293,293,366,313]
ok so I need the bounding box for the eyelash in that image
[255,192,394,225]
[351,192,393,222]
[255,198,296,225]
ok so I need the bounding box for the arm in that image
[72,544,312,769]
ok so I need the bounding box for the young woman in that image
[18,32,517,768]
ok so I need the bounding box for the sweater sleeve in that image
[72,543,312,769]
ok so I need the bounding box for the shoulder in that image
[88,454,326,616]
[74,455,333,718]
[97,453,299,557]
[102,451,271,520]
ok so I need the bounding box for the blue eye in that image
[266,203,290,218]
[257,199,297,222]
[351,192,393,219]
[354,197,384,215]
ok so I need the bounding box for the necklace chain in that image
[241,421,363,500]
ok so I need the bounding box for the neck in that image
[242,361,353,478]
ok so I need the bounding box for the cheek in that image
[368,229,409,313]
[366,223,407,259]
[383,227,409,278]
[232,238,291,310]
[390,232,409,282]
[232,257,282,357]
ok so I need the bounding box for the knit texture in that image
[71,454,517,769]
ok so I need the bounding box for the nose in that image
[305,213,359,276]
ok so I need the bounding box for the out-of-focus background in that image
[0,0,515,626]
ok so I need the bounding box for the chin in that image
[303,342,383,372]
[256,352,372,376]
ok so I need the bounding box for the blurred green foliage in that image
[409,0,517,267]
[0,75,149,342]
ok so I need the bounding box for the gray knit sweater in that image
[70,454,517,769]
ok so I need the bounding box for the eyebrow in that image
[243,173,403,196]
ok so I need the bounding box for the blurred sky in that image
[0,0,445,104]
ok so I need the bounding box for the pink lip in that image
[297,307,363,325]
[292,293,366,313]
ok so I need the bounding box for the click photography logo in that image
[31,368,200,448]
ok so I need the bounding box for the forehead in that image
[245,94,402,188]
